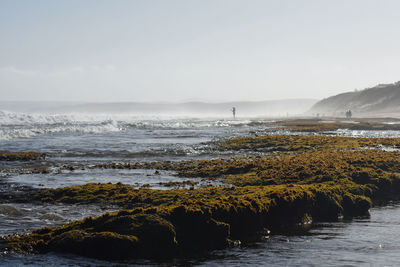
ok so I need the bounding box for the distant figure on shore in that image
[345,110,352,119]
[231,107,236,119]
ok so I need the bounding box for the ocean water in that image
[2,111,400,266]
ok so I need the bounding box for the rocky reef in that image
[4,135,400,260]
[218,134,400,152]
[5,182,374,260]
[276,120,400,132]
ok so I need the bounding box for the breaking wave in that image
[0,111,122,140]
[0,110,274,140]
[0,110,117,126]
[0,122,122,140]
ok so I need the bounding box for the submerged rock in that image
[0,152,46,161]
[48,230,140,260]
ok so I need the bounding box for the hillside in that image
[309,82,400,117]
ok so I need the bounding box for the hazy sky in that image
[1,0,400,102]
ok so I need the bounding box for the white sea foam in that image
[125,119,257,129]
[0,110,117,125]
[0,110,271,140]
[0,123,122,140]
[0,110,255,126]
[0,111,123,140]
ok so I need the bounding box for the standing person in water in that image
[231,107,236,119]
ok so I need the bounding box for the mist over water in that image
[0,99,317,118]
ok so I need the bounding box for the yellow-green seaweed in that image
[5,135,400,260]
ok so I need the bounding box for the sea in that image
[1,110,400,266]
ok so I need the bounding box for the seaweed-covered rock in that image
[48,230,140,260]
[97,213,178,258]
[341,194,371,218]
[9,213,178,260]
[0,152,46,161]
[168,205,230,251]
[7,135,400,260]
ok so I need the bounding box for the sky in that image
[1,0,400,103]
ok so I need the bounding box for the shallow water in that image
[0,119,275,175]
[0,203,117,236]
[193,203,400,267]
[2,204,400,266]
[2,112,400,265]
[6,168,225,189]
[332,128,400,138]
[0,115,277,190]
